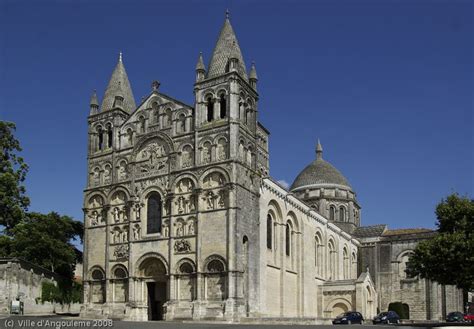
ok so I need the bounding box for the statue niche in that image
[87,195,105,226]
[174,178,196,214]
[201,172,226,210]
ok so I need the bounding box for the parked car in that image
[464,313,474,323]
[332,312,364,325]
[446,312,465,322]
[373,311,400,324]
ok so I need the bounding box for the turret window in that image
[339,207,345,221]
[106,124,113,148]
[329,206,336,221]
[178,113,186,133]
[98,127,104,151]
[219,94,227,118]
[206,97,214,122]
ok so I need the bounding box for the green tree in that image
[406,194,474,290]
[8,212,83,279]
[0,121,30,231]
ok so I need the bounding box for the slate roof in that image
[100,54,136,113]
[354,225,388,238]
[207,18,248,80]
[290,158,352,190]
[382,228,434,236]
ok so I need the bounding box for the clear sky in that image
[1,0,472,239]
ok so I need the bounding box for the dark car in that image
[332,311,364,325]
[373,311,400,324]
[446,312,464,322]
[464,313,474,323]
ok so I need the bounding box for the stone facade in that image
[81,13,462,322]
[354,228,463,321]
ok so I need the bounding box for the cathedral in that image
[81,13,463,322]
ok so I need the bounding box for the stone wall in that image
[0,258,80,315]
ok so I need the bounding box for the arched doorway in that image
[138,257,168,320]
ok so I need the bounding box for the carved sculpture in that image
[178,224,184,237]
[113,207,120,222]
[188,220,195,235]
[133,224,141,240]
[174,239,191,253]
[114,244,129,259]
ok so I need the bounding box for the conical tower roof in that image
[196,52,206,71]
[100,53,136,113]
[207,14,248,80]
[90,90,99,107]
[249,61,258,80]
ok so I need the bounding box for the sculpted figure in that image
[205,191,214,210]
[133,225,141,240]
[134,203,141,220]
[112,230,120,244]
[163,225,169,237]
[113,207,120,222]
[118,162,128,180]
[177,196,185,214]
[216,190,226,208]
[176,223,184,237]
[121,229,128,243]
[104,166,111,183]
[188,221,195,235]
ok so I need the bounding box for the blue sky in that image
[1,0,472,240]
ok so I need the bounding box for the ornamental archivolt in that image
[135,176,169,195]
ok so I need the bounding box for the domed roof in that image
[290,141,352,191]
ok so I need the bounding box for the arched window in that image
[339,207,345,221]
[139,116,145,133]
[126,128,133,145]
[266,214,273,250]
[206,97,213,122]
[179,262,194,274]
[106,124,113,148]
[315,233,323,276]
[207,259,224,273]
[219,94,227,118]
[285,223,291,257]
[178,113,186,132]
[147,192,162,234]
[91,269,104,280]
[328,239,337,280]
[343,247,349,279]
[329,206,336,221]
[97,127,104,150]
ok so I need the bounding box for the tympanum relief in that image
[136,140,169,178]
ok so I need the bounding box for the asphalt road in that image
[0,316,472,329]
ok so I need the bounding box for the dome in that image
[290,141,352,191]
